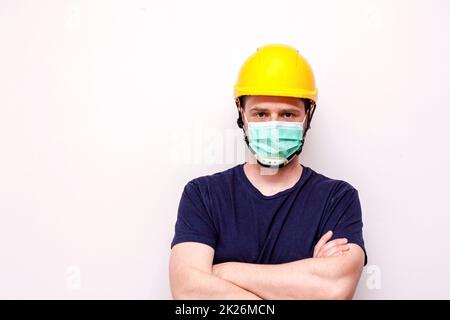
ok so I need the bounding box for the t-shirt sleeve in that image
[321,183,368,266]
[170,180,218,250]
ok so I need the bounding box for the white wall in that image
[1,0,449,299]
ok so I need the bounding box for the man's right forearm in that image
[171,268,262,300]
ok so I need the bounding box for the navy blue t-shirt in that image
[171,164,367,265]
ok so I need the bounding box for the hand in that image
[313,230,350,258]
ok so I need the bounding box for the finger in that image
[318,244,350,258]
[316,238,348,256]
[330,250,346,257]
[328,245,351,257]
[318,245,350,258]
[316,240,348,258]
[316,238,348,257]
[314,231,333,257]
[314,231,332,257]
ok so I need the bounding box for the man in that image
[169,44,367,300]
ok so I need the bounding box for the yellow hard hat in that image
[233,43,318,102]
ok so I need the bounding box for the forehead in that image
[245,95,304,110]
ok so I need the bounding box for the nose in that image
[270,112,281,121]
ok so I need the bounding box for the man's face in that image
[241,95,306,129]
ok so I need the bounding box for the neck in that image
[243,156,303,195]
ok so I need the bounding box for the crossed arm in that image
[170,240,262,299]
[169,231,364,300]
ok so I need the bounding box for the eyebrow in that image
[249,106,302,113]
[248,106,269,112]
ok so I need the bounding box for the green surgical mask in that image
[244,116,306,167]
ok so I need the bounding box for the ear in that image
[235,98,244,129]
[303,99,317,134]
[237,117,244,128]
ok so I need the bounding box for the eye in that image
[256,112,266,118]
[283,113,293,118]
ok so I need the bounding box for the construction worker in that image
[169,44,367,299]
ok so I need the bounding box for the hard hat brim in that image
[234,86,318,102]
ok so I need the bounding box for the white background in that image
[1,0,449,299]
